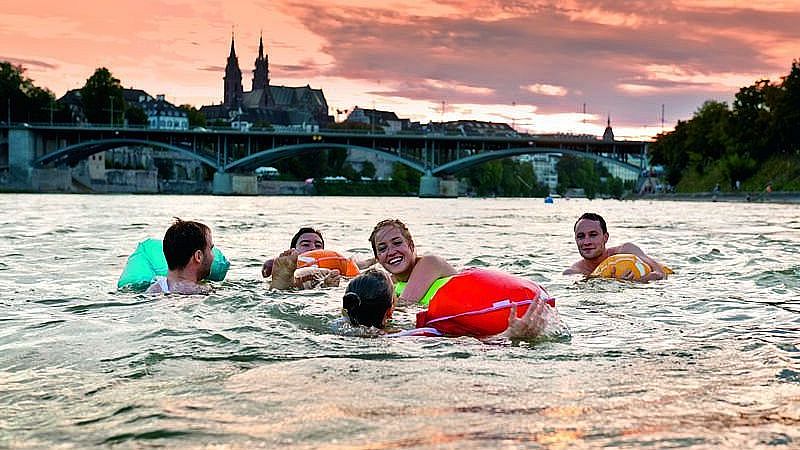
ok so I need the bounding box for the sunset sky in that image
[2,0,798,139]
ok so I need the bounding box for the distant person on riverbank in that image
[563,212,669,282]
[146,219,215,294]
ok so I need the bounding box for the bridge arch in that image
[33,138,221,170]
[432,146,642,176]
[224,143,426,174]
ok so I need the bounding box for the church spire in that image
[252,31,270,93]
[224,29,243,108]
[603,113,614,141]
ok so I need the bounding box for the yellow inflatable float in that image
[590,253,673,280]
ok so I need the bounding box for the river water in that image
[1,194,799,449]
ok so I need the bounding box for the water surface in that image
[1,194,799,448]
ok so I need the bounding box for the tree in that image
[361,160,376,178]
[390,162,420,194]
[0,61,60,123]
[80,67,124,125]
[730,80,772,161]
[125,105,148,126]
[771,60,800,154]
[179,104,207,127]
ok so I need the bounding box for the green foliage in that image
[0,61,63,123]
[179,104,206,127]
[80,67,125,125]
[652,60,800,191]
[340,163,359,182]
[389,163,421,194]
[361,160,376,179]
[125,105,148,126]
[460,158,547,197]
[555,155,629,199]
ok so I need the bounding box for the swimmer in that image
[369,219,457,305]
[146,218,215,294]
[262,227,374,278]
[341,269,553,340]
[563,212,668,281]
[269,248,342,290]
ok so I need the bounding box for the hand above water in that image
[500,299,549,340]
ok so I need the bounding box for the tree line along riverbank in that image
[650,60,800,194]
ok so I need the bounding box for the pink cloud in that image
[2,0,798,135]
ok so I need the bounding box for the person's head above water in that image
[290,227,324,252]
[574,212,607,234]
[342,269,394,328]
[163,218,214,278]
[369,219,418,278]
[573,212,609,261]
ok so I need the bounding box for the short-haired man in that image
[564,212,668,281]
[262,227,325,278]
[146,219,215,294]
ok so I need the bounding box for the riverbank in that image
[636,191,800,204]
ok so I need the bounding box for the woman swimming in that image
[342,269,556,340]
[368,219,457,305]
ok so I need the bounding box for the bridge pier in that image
[8,128,35,189]
[418,174,440,197]
[418,175,459,198]
[212,172,232,195]
[212,173,258,195]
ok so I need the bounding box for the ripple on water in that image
[4,196,800,448]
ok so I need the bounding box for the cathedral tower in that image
[252,34,270,91]
[602,115,615,141]
[223,33,243,108]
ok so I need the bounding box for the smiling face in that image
[372,224,417,279]
[574,218,608,261]
[294,232,324,253]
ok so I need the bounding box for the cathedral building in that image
[200,34,331,128]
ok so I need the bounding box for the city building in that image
[518,153,560,191]
[199,34,331,128]
[346,107,410,133]
[123,91,188,130]
[57,88,188,129]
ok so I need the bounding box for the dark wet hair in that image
[163,218,211,270]
[343,269,393,328]
[368,219,414,257]
[290,227,324,249]
[575,212,607,234]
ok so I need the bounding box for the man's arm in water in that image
[616,242,667,281]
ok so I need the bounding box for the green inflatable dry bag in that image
[117,238,230,290]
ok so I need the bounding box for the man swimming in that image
[146,219,215,294]
[564,212,668,281]
[262,227,325,278]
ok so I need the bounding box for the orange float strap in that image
[296,249,360,277]
[413,268,555,337]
